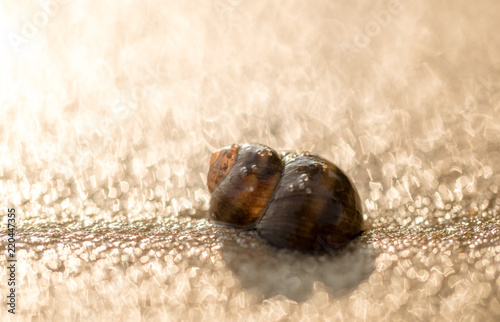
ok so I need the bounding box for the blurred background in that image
[1,0,500,320]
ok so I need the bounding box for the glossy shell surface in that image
[207,144,363,251]
[256,152,363,251]
[208,144,283,227]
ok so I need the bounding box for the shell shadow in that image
[219,229,376,302]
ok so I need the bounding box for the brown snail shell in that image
[207,143,363,252]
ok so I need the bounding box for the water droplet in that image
[247,186,254,192]
[299,182,305,190]
[240,167,248,175]
[288,184,294,191]
[251,164,258,172]
[305,188,312,194]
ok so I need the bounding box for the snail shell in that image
[207,143,363,252]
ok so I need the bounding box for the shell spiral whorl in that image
[207,143,363,252]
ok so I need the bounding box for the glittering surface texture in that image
[1,0,500,320]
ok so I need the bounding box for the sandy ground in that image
[1,0,500,320]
